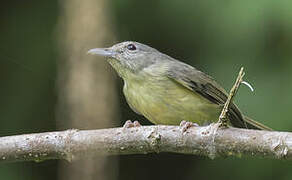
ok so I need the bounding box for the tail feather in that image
[243,116,273,131]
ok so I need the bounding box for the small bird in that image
[88,41,272,130]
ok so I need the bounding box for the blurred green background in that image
[1,0,292,180]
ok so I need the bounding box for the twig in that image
[218,67,245,126]
[0,125,292,163]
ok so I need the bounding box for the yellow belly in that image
[123,76,221,125]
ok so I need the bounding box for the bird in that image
[88,41,272,131]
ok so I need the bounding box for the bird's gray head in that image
[88,41,165,77]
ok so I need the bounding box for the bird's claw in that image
[180,120,199,133]
[123,120,142,128]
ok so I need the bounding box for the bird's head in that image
[88,41,163,78]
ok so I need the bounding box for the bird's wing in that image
[166,61,246,128]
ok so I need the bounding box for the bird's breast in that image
[122,74,221,125]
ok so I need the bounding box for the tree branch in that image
[0,125,292,163]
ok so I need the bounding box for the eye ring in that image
[126,44,137,51]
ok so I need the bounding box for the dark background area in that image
[1,0,292,179]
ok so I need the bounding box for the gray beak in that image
[87,48,116,57]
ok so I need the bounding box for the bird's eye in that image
[126,44,136,51]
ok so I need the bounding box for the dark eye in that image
[126,44,136,51]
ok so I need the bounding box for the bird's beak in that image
[87,48,116,57]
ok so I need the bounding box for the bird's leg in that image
[180,120,199,133]
[123,120,142,128]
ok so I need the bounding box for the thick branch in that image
[0,125,292,163]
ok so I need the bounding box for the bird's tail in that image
[243,115,273,131]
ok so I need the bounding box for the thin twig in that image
[218,67,245,126]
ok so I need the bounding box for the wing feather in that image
[166,61,246,128]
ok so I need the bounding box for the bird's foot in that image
[123,120,142,128]
[180,120,199,133]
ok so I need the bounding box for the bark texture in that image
[1,125,291,163]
